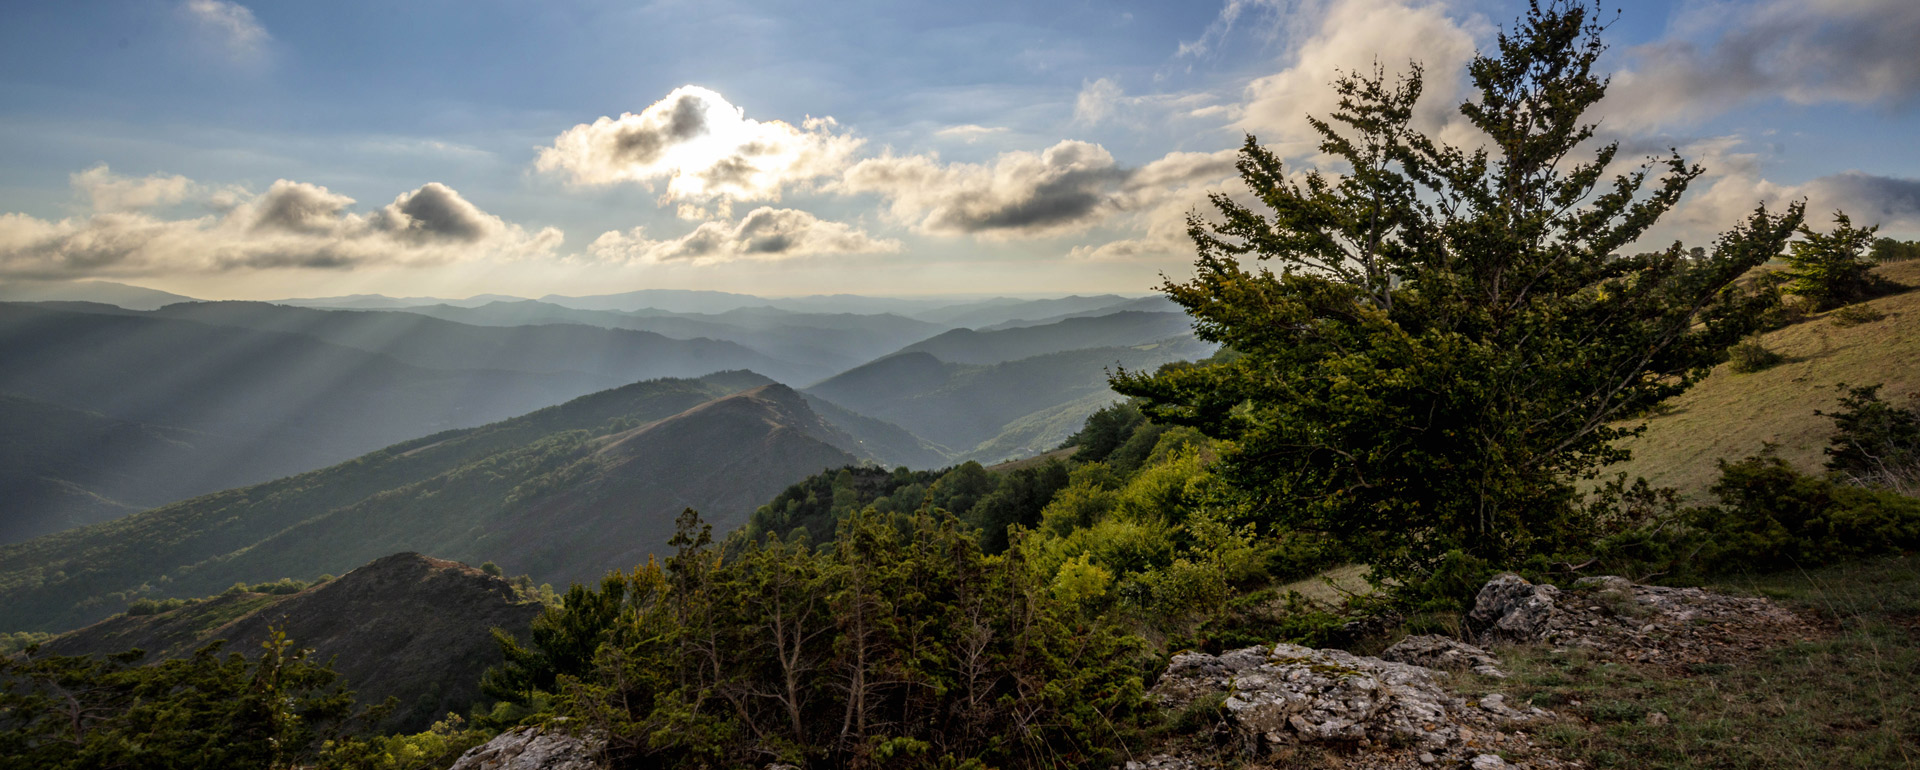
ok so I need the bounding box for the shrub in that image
[1690,456,1920,572]
[126,597,190,616]
[1829,303,1886,327]
[1822,384,1920,494]
[1727,338,1785,373]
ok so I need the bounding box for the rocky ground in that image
[1124,572,1824,770]
[442,572,1824,770]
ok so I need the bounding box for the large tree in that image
[1113,2,1801,580]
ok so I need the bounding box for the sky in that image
[1,0,1918,300]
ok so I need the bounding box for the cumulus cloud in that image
[835,140,1136,239]
[70,165,195,212]
[182,0,270,63]
[585,207,900,265]
[1606,0,1920,130]
[1072,149,1247,261]
[1236,0,1486,158]
[1655,167,1920,246]
[0,170,561,278]
[536,86,863,212]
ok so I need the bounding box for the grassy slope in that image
[1609,261,1920,498]
[1501,555,1920,769]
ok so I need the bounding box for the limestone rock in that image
[1150,646,1268,709]
[1467,573,1816,664]
[1468,574,1561,642]
[448,726,607,770]
[1381,634,1508,678]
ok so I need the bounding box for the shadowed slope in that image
[43,553,542,732]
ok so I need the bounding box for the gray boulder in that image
[1468,573,1561,642]
[1382,634,1508,678]
[448,726,606,770]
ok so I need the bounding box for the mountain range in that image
[0,375,865,633]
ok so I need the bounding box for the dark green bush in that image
[1690,456,1920,572]
[1727,338,1785,373]
[1829,303,1887,327]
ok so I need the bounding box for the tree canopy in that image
[1113,1,1802,580]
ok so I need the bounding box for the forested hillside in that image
[0,376,862,633]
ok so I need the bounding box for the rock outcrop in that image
[1146,642,1556,768]
[1381,635,1508,678]
[448,726,606,770]
[1468,572,1816,664]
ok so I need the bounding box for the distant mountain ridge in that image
[0,280,198,311]
[43,552,541,732]
[0,375,867,633]
[806,337,1215,463]
[0,394,222,545]
[896,311,1195,365]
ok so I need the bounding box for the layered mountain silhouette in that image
[0,376,864,633]
[806,337,1214,463]
[894,311,1195,365]
[42,552,541,732]
[0,393,217,544]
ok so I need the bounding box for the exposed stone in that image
[1150,643,1550,760]
[448,726,607,770]
[1471,754,1510,769]
[1381,634,1508,678]
[1150,646,1268,709]
[1467,573,1817,665]
[1468,574,1562,643]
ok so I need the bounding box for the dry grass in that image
[1500,554,1920,769]
[1609,261,1920,499]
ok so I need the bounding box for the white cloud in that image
[1236,0,1486,158]
[585,207,900,265]
[536,86,863,212]
[935,124,1010,142]
[70,165,195,212]
[1605,0,1920,131]
[182,0,270,63]
[0,170,561,279]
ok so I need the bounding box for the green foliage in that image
[1829,302,1887,327]
[0,632,49,655]
[1063,400,1149,461]
[1725,337,1785,373]
[127,597,193,616]
[323,713,492,770]
[0,630,373,770]
[1822,384,1920,494]
[1691,456,1920,573]
[1782,212,1901,311]
[484,508,1147,769]
[1869,236,1920,262]
[1111,3,1798,583]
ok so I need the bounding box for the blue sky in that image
[2,0,1918,300]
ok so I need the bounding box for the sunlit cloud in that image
[536,86,863,215]
[585,207,899,266]
[0,168,561,279]
[1606,0,1920,131]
